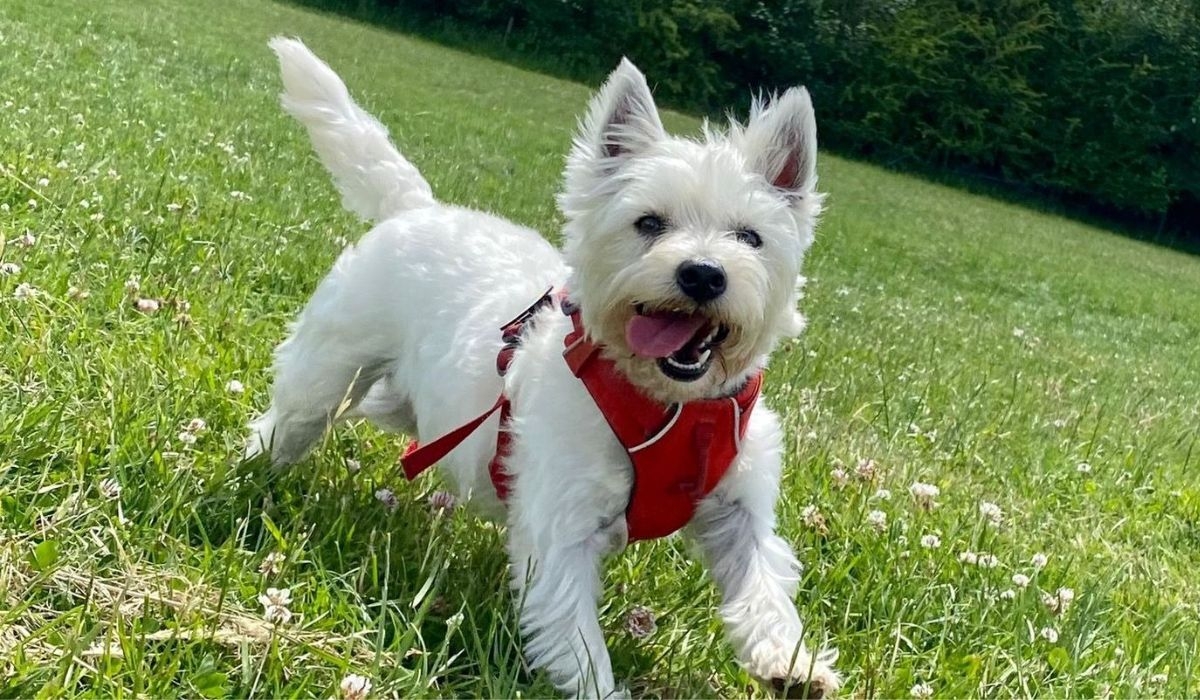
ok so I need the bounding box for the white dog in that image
[248,38,839,699]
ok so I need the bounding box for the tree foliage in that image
[378,0,1200,222]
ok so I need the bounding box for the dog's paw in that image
[751,646,840,699]
[768,664,839,699]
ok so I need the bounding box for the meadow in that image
[2,0,1200,697]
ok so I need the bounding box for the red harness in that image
[400,290,761,542]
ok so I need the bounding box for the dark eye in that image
[735,228,763,248]
[635,214,667,237]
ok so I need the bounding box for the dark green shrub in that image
[345,0,1200,227]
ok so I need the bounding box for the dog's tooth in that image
[698,348,711,364]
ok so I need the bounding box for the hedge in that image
[338,0,1200,228]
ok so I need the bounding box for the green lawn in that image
[3,0,1200,697]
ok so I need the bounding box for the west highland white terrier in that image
[248,38,838,698]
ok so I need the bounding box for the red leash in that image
[400,395,507,480]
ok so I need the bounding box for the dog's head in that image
[559,59,823,403]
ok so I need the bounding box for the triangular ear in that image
[741,87,818,199]
[574,58,665,170]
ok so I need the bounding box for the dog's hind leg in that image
[245,340,387,465]
[345,376,417,434]
[245,266,393,465]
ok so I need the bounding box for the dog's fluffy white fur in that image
[248,38,838,698]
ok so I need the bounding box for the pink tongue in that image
[625,313,708,358]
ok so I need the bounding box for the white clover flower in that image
[855,458,878,482]
[258,551,286,576]
[258,587,293,624]
[978,501,1003,526]
[177,431,197,446]
[910,482,939,499]
[67,286,89,300]
[1031,552,1048,569]
[999,589,1017,600]
[1043,587,1075,615]
[429,490,457,514]
[872,488,892,500]
[976,553,1000,569]
[829,467,849,489]
[13,282,37,300]
[36,177,49,187]
[910,682,933,699]
[1076,462,1092,474]
[1012,327,1026,338]
[98,478,122,500]
[345,459,361,475]
[0,262,20,276]
[259,597,291,624]
[27,199,37,210]
[16,231,35,247]
[339,674,372,700]
[1012,573,1030,588]
[185,418,207,434]
[123,276,140,296]
[225,379,245,394]
[958,551,978,565]
[1149,673,1167,685]
[1039,626,1059,643]
[920,534,941,549]
[801,505,828,535]
[259,586,291,607]
[375,488,399,512]
[866,509,887,533]
[910,481,940,511]
[624,605,657,639]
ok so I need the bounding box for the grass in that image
[2,0,1199,697]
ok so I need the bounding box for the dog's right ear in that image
[572,59,665,172]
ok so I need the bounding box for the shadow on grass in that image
[272,0,1200,257]
[188,442,721,696]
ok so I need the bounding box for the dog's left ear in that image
[574,58,666,171]
[741,87,818,200]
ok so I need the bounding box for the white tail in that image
[269,37,435,221]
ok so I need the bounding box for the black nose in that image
[676,260,726,303]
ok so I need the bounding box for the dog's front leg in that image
[687,410,839,698]
[508,518,625,699]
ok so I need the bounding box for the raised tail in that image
[269,37,435,221]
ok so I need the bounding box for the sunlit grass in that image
[2,0,1199,696]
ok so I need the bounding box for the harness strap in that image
[400,395,507,480]
[399,287,554,482]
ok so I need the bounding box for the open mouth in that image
[626,303,731,382]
